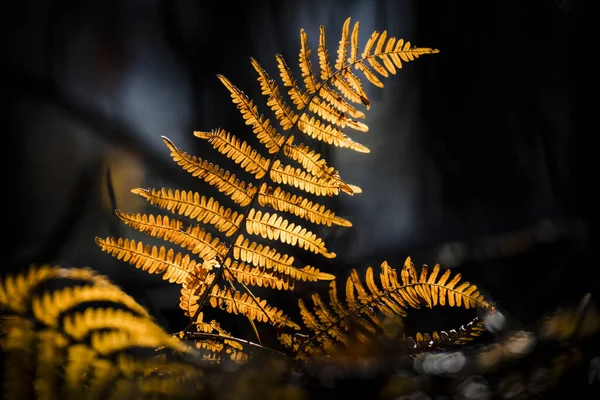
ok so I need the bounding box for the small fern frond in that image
[257,183,352,227]
[162,136,258,207]
[222,258,294,290]
[97,17,438,342]
[269,160,345,196]
[285,257,490,358]
[186,312,248,362]
[131,188,243,236]
[94,236,210,285]
[232,234,334,282]
[217,74,285,154]
[193,128,271,179]
[245,209,335,258]
[180,286,299,330]
[0,265,204,399]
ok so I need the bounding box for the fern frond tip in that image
[193,130,211,139]
[130,187,149,197]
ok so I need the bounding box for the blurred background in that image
[4,0,594,392]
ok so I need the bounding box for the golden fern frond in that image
[217,74,285,154]
[285,257,490,358]
[245,208,335,258]
[162,136,258,207]
[179,285,299,330]
[257,183,351,227]
[185,312,248,362]
[97,17,437,343]
[62,308,176,344]
[269,159,345,196]
[222,258,294,290]
[0,265,205,400]
[232,234,334,282]
[251,57,299,131]
[193,128,271,179]
[31,284,153,328]
[94,236,217,286]
[97,222,228,264]
[0,265,109,314]
[131,188,243,236]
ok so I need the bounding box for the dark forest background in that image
[4,0,596,398]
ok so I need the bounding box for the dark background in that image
[4,0,595,397]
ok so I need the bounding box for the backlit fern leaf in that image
[283,257,491,359]
[0,265,204,400]
[96,17,437,339]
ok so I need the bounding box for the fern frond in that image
[245,208,335,258]
[401,316,487,352]
[257,183,351,227]
[128,191,243,237]
[62,308,184,351]
[31,284,152,328]
[186,312,248,362]
[297,113,369,153]
[222,258,294,290]
[193,128,271,179]
[179,286,299,330]
[95,16,438,344]
[208,285,300,329]
[95,237,218,286]
[0,265,108,314]
[232,234,334,282]
[162,136,258,206]
[0,265,205,400]
[286,257,490,358]
[270,160,345,196]
[217,74,285,154]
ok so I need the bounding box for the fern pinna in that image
[95,17,439,350]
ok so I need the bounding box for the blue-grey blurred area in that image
[4,0,593,335]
